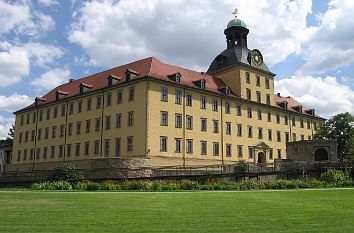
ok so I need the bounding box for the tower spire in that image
[231,8,238,18]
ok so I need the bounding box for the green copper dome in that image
[227,18,247,29]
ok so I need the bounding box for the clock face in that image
[252,49,263,66]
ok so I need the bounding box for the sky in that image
[0,0,354,139]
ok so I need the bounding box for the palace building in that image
[7,15,325,173]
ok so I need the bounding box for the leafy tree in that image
[314,112,354,160]
[6,125,14,142]
[51,163,84,182]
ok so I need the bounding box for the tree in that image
[7,125,14,141]
[314,112,354,160]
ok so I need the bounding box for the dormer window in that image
[35,97,46,106]
[278,101,288,109]
[193,79,206,90]
[80,83,93,94]
[306,109,315,116]
[168,72,182,83]
[108,74,121,87]
[219,86,231,95]
[56,90,69,100]
[294,105,303,113]
[125,69,139,81]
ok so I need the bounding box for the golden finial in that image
[232,8,238,18]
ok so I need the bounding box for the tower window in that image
[246,72,250,83]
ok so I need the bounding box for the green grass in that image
[1,189,354,232]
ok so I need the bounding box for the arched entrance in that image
[257,152,266,164]
[314,148,328,161]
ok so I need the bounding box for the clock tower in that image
[207,10,276,106]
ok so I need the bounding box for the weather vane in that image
[232,8,238,18]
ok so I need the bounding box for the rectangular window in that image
[161,88,168,102]
[95,118,101,131]
[186,139,193,153]
[301,134,305,140]
[53,107,58,118]
[265,78,270,89]
[75,143,80,156]
[266,94,271,105]
[84,142,89,156]
[68,123,73,136]
[292,117,296,127]
[247,107,252,118]
[78,100,83,113]
[67,144,72,157]
[94,140,100,155]
[96,96,102,109]
[117,91,123,104]
[37,129,42,141]
[200,96,206,109]
[237,124,242,137]
[307,120,311,129]
[30,148,34,160]
[201,141,207,155]
[267,111,272,122]
[26,113,30,124]
[256,91,261,103]
[175,114,182,128]
[237,145,243,158]
[129,87,135,101]
[213,142,219,156]
[106,93,112,106]
[36,148,40,160]
[246,88,251,100]
[225,101,230,114]
[276,113,280,124]
[175,138,181,153]
[161,111,168,126]
[175,91,182,104]
[52,126,56,138]
[19,132,23,143]
[160,136,167,151]
[61,104,66,116]
[269,149,273,160]
[25,131,29,142]
[59,145,64,158]
[42,148,47,160]
[268,129,272,141]
[246,72,250,83]
[300,118,304,128]
[226,144,232,157]
[186,115,193,130]
[127,136,133,152]
[248,126,253,138]
[46,108,51,120]
[293,133,297,142]
[105,116,111,130]
[248,147,253,158]
[20,115,24,125]
[31,130,35,141]
[258,127,263,139]
[277,149,281,159]
[17,150,21,161]
[277,131,281,142]
[50,146,55,159]
[116,114,122,128]
[186,93,192,106]
[39,110,43,121]
[226,122,231,135]
[257,109,262,120]
[104,139,110,157]
[212,99,218,111]
[256,75,260,87]
[76,122,81,134]
[115,138,121,157]
[201,118,207,132]
[237,105,242,116]
[87,98,92,111]
[60,125,65,137]
[128,111,134,126]
[85,120,91,133]
[285,132,290,142]
[69,103,74,115]
[213,120,219,133]
[284,115,289,125]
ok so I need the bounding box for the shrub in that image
[48,181,72,190]
[51,163,84,182]
[180,180,200,190]
[121,180,151,191]
[160,181,181,191]
[86,182,101,191]
[239,180,258,190]
[74,180,91,190]
[101,180,120,190]
[321,169,347,186]
[32,182,51,190]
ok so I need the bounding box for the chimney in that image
[69,79,75,83]
[277,93,281,97]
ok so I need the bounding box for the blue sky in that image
[0,0,353,139]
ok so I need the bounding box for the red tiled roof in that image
[18,57,324,119]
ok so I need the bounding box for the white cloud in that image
[0,93,33,113]
[0,0,55,37]
[69,0,315,69]
[0,46,30,87]
[298,0,354,74]
[275,75,354,119]
[31,68,71,90]
[37,0,59,7]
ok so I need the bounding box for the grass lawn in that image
[0,189,354,233]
